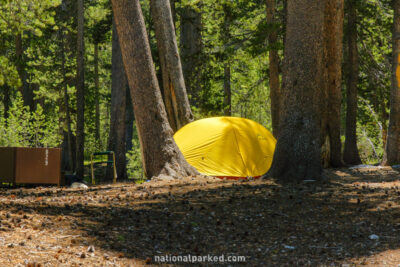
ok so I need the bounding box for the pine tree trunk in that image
[61,29,74,171]
[265,0,326,182]
[170,0,176,30]
[111,0,198,179]
[266,0,281,137]
[15,33,34,111]
[223,4,232,116]
[94,42,101,147]
[2,85,10,120]
[324,0,344,167]
[125,87,134,153]
[223,64,231,116]
[150,0,193,132]
[107,19,128,181]
[180,5,202,107]
[75,0,85,178]
[343,0,362,165]
[383,0,400,165]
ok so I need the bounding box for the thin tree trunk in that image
[2,85,10,120]
[343,0,362,165]
[61,29,74,171]
[383,0,400,165]
[75,0,85,178]
[15,33,33,111]
[264,0,326,182]
[381,102,388,150]
[107,19,128,181]
[223,64,231,116]
[94,43,101,147]
[150,0,193,132]
[223,4,231,116]
[111,0,198,179]
[125,87,134,153]
[180,4,202,107]
[324,0,344,167]
[266,0,280,137]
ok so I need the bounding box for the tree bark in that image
[264,0,326,182]
[15,33,34,111]
[75,0,85,178]
[61,29,74,171]
[107,19,128,181]
[266,0,281,137]
[111,0,198,179]
[343,0,362,165]
[2,84,10,120]
[383,0,400,165]
[223,4,232,116]
[125,87,134,153]
[324,0,344,167]
[223,64,231,116]
[94,42,101,147]
[180,4,202,107]
[150,0,193,132]
[170,0,176,30]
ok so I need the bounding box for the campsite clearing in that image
[1,167,400,266]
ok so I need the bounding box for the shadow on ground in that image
[1,168,400,266]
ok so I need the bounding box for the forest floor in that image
[1,167,400,266]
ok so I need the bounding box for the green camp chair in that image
[90,151,117,185]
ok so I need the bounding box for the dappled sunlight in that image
[0,168,400,265]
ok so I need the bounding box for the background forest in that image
[0,0,394,180]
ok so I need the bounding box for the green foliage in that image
[353,0,392,163]
[0,93,61,147]
[0,0,397,173]
[126,124,144,180]
[0,56,20,87]
[0,0,61,35]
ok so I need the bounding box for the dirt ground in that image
[1,167,400,266]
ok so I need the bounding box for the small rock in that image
[369,234,379,240]
[87,245,95,253]
[71,183,88,189]
[283,244,296,250]
[80,252,86,258]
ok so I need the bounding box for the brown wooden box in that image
[0,147,61,185]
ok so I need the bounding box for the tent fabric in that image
[173,117,276,178]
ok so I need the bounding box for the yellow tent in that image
[173,117,276,178]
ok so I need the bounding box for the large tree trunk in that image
[94,42,101,147]
[15,33,34,111]
[150,0,193,132]
[264,0,326,182]
[170,0,176,30]
[266,0,281,137]
[107,19,128,181]
[180,4,202,107]
[111,0,198,179]
[75,0,85,178]
[343,0,362,165]
[324,0,344,167]
[383,0,400,165]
